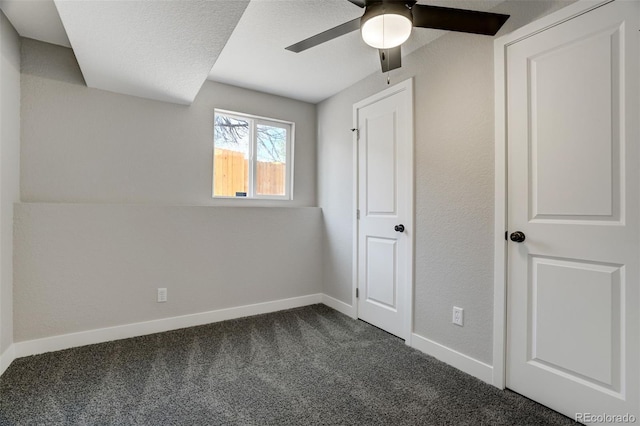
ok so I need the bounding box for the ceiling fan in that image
[286,0,509,73]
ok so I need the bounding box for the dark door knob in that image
[394,224,405,233]
[510,231,526,243]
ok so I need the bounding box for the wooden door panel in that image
[365,110,397,215]
[529,256,622,390]
[365,236,397,309]
[529,24,622,221]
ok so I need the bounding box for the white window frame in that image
[213,109,294,200]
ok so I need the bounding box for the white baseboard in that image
[7,294,494,386]
[13,294,323,359]
[411,333,493,385]
[321,294,355,318]
[0,344,15,376]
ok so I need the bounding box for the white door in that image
[506,0,639,420]
[354,79,413,340]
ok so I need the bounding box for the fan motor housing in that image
[361,2,414,25]
[361,2,414,49]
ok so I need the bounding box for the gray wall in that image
[14,204,321,341]
[21,39,317,207]
[318,0,575,364]
[15,39,322,343]
[0,12,20,356]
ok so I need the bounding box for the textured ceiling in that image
[209,0,443,103]
[2,0,506,105]
[54,0,249,104]
[0,0,70,47]
[209,0,505,103]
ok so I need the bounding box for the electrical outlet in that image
[157,288,167,303]
[452,306,464,326]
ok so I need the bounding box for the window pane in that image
[256,124,287,196]
[213,114,250,197]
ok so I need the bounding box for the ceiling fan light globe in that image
[361,13,412,49]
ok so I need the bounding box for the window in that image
[213,110,293,199]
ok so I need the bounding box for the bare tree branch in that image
[215,114,286,163]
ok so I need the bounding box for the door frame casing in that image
[492,0,615,389]
[352,78,415,344]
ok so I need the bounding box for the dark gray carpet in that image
[0,304,576,425]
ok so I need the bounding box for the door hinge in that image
[357,209,360,220]
[356,288,359,298]
[351,128,359,140]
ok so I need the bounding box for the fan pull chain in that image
[387,72,390,85]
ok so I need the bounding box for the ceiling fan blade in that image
[346,0,366,8]
[412,4,509,36]
[379,46,401,73]
[286,18,361,53]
